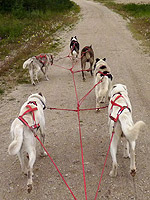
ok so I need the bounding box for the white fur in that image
[23,53,53,85]
[94,58,112,110]
[8,93,46,193]
[108,84,145,177]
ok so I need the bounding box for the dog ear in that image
[75,36,77,39]
[103,58,106,61]
[123,85,127,91]
[90,45,92,48]
[71,37,73,41]
[96,58,100,63]
[38,92,43,96]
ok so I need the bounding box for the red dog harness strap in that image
[109,94,131,122]
[18,102,40,130]
[35,54,47,66]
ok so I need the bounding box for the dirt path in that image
[0,0,150,199]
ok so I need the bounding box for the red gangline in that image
[35,134,77,200]
[71,68,88,200]
[79,80,103,106]
[94,131,115,200]
[42,53,110,200]
[47,106,108,112]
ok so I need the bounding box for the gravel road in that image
[0,0,150,199]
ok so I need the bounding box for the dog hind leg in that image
[129,141,136,176]
[123,140,130,158]
[27,149,36,193]
[81,62,86,81]
[109,131,120,177]
[90,60,93,76]
[17,149,28,175]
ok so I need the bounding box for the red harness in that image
[18,101,40,130]
[36,54,47,66]
[109,93,131,122]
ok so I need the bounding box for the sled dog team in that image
[8,36,145,193]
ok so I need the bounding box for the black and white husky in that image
[23,53,53,85]
[70,36,80,62]
[93,58,113,110]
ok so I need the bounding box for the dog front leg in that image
[29,68,35,85]
[129,141,136,177]
[44,66,49,81]
[39,128,47,157]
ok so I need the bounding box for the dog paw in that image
[109,166,118,177]
[40,151,47,157]
[109,170,117,177]
[130,169,136,177]
[27,184,32,193]
[123,154,130,159]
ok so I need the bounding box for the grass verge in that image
[94,0,150,52]
[0,3,80,97]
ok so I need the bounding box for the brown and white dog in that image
[70,36,80,62]
[108,84,145,177]
[94,58,113,110]
[81,45,94,81]
[8,93,47,193]
[23,53,53,85]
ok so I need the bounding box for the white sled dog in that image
[108,84,145,177]
[70,36,80,62]
[94,58,113,110]
[23,53,53,85]
[8,93,47,193]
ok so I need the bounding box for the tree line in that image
[0,0,74,13]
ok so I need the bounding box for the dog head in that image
[109,84,128,98]
[28,93,46,109]
[93,58,107,70]
[71,36,78,42]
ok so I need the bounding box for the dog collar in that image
[39,99,46,110]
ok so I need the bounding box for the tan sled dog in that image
[108,84,145,177]
[8,93,46,193]
[81,45,94,81]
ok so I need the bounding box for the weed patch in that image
[0,2,80,97]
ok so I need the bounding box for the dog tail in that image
[23,58,33,69]
[72,50,77,57]
[8,125,24,155]
[123,121,145,141]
